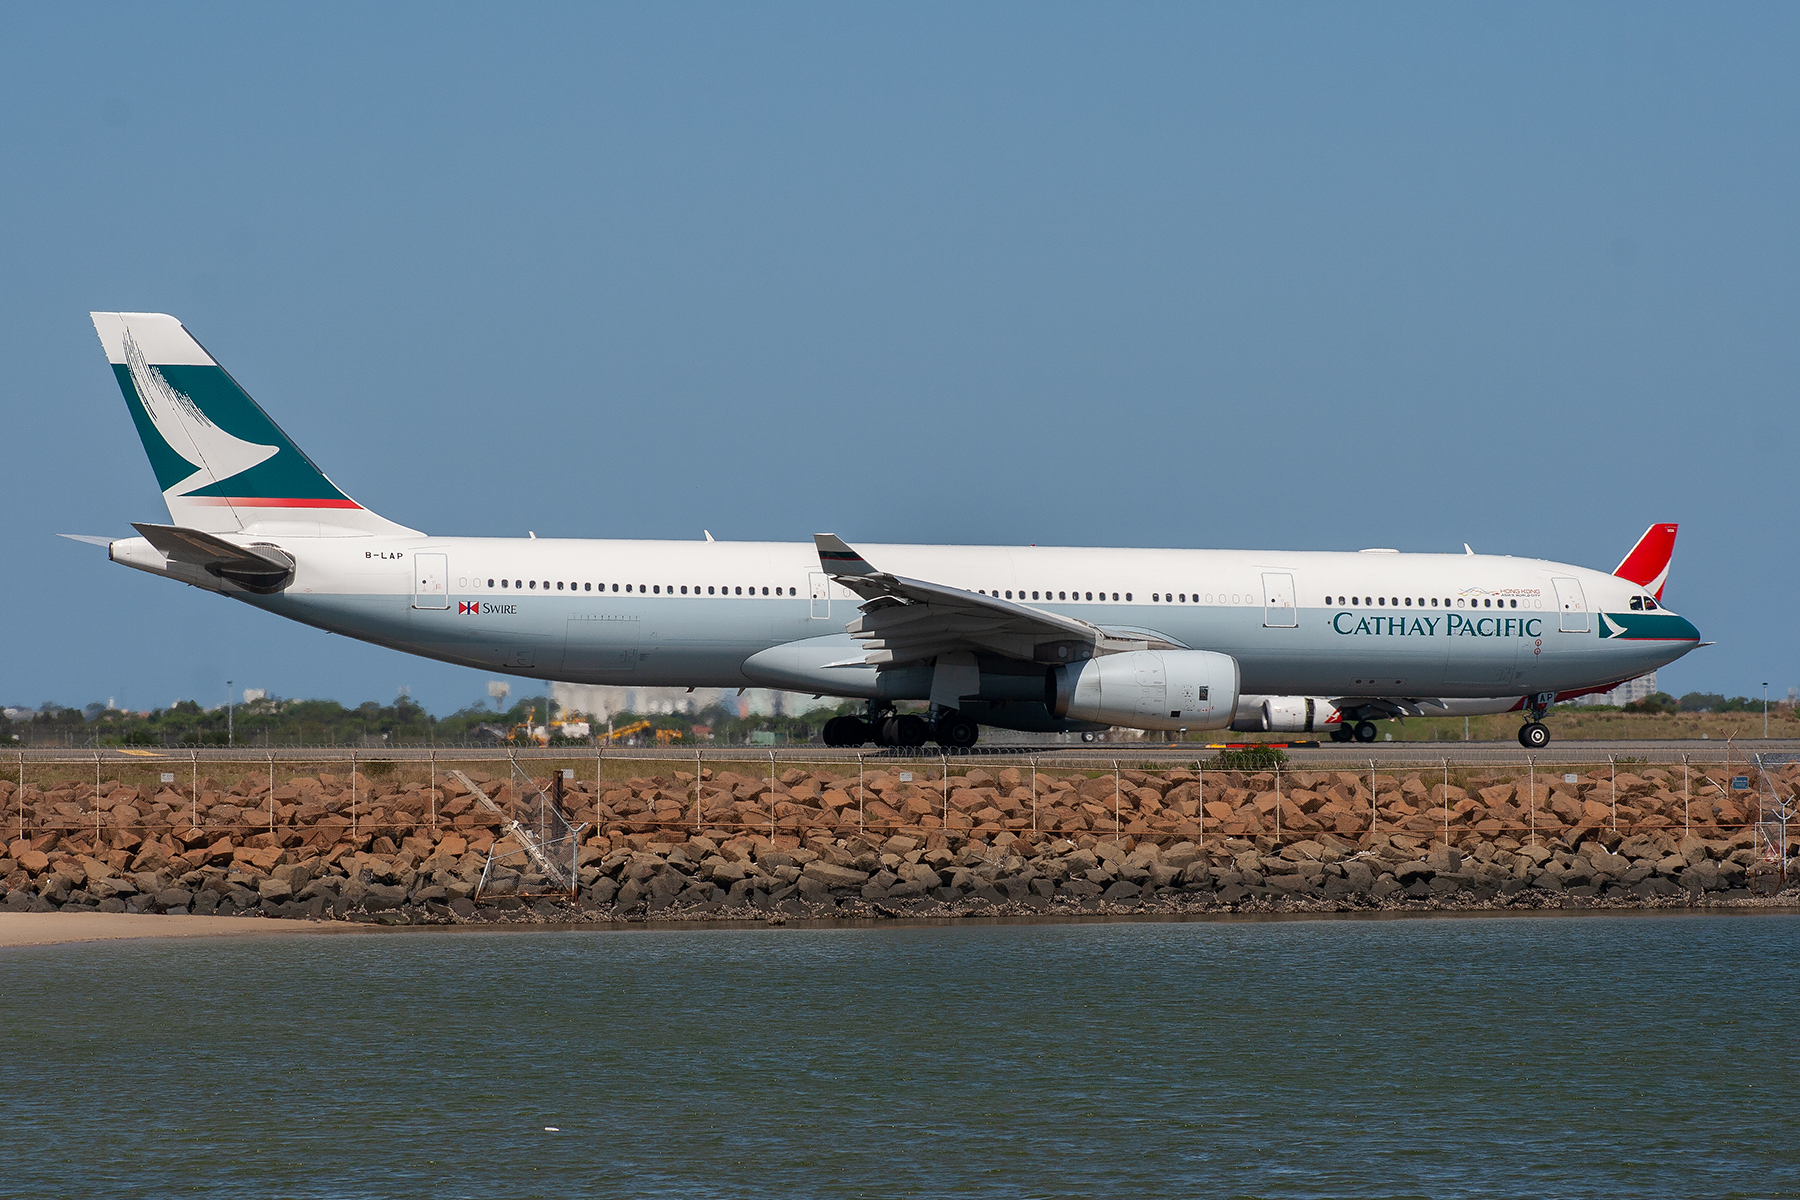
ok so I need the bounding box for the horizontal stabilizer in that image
[131,522,295,594]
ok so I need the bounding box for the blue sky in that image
[3,3,1794,715]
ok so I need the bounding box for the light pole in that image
[227,680,234,746]
[1764,682,1769,739]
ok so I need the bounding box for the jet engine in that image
[1046,649,1239,731]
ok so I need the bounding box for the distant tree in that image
[1624,691,1677,714]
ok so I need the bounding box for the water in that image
[3,913,1797,1199]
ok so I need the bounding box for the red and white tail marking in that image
[1613,523,1679,600]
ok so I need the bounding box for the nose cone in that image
[1670,614,1701,643]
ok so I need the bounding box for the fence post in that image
[1369,759,1377,837]
[351,749,359,841]
[1274,759,1281,844]
[1528,755,1535,846]
[1196,757,1202,847]
[942,755,950,830]
[1609,755,1617,834]
[94,752,101,846]
[1442,758,1449,848]
[768,751,776,842]
[1683,755,1690,837]
[268,752,276,834]
[1030,756,1037,833]
[190,750,198,832]
[429,749,436,829]
[1113,761,1121,840]
[859,754,865,836]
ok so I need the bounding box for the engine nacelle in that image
[1232,695,1343,733]
[1047,649,1239,732]
[1262,696,1340,733]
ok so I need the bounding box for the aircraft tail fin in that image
[1613,522,1678,600]
[89,312,418,537]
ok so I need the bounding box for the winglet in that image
[814,533,877,576]
[1613,523,1679,600]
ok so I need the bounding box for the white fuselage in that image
[113,534,1701,707]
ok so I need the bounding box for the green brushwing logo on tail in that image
[114,329,354,507]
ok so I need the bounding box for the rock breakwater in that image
[2,761,1796,924]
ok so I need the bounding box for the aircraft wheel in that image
[873,718,894,747]
[1354,720,1379,743]
[935,712,980,750]
[1519,721,1550,749]
[822,716,865,747]
[893,714,931,748]
[1330,724,1355,743]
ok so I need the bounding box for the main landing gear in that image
[820,705,982,749]
[1517,695,1552,748]
[1331,720,1381,743]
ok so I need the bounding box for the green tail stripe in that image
[112,362,348,501]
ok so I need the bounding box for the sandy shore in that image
[0,912,367,949]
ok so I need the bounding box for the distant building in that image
[548,682,841,728]
[1569,672,1657,707]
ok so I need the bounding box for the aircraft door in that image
[809,571,830,619]
[1552,577,1589,633]
[412,553,449,610]
[1262,572,1298,628]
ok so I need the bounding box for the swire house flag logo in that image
[458,602,479,615]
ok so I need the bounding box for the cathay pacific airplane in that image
[72,313,1703,751]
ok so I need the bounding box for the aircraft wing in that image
[814,533,1152,668]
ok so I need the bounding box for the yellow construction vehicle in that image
[509,707,548,746]
[602,719,683,745]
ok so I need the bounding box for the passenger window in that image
[1510,599,1517,608]
[1126,593,1133,601]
